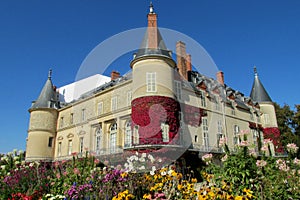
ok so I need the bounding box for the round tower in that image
[130,4,180,146]
[250,67,278,128]
[26,70,59,161]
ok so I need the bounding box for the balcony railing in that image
[191,144,224,153]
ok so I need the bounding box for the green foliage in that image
[203,140,300,199]
[275,103,300,156]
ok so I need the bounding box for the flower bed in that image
[0,140,299,199]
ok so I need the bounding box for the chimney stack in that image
[216,71,224,85]
[147,4,158,49]
[111,71,120,81]
[186,54,192,72]
[176,41,188,80]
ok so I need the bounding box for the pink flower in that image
[238,141,249,147]
[261,145,268,152]
[293,158,300,166]
[221,154,228,162]
[202,153,213,165]
[219,137,227,146]
[256,160,267,168]
[263,139,273,145]
[104,160,109,166]
[54,161,60,168]
[276,159,290,172]
[286,143,299,153]
[56,173,61,179]
[73,168,80,175]
[71,152,78,156]
[94,159,100,164]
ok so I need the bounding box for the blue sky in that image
[0,0,299,153]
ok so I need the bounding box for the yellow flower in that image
[208,191,215,198]
[126,194,135,200]
[226,194,234,199]
[243,188,254,198]
[177,184,183,190]
[143,194,151,199]
[234,196,244,200]
[121,172,128,178]
[191,178,197,183]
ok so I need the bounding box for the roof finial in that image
[254,66,258,77]
[149,1,154,14]
[48,69,52,79]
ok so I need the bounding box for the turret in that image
[250,67,278,128]
[26,70,59,161]
[130,3,180,146]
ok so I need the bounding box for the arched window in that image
[110,123,117,153]
[95,127,103,155]
[124,121,132,148]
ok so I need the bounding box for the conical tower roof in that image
[250,67,272,103]
[132,3,172,63]
[31,70,59,109]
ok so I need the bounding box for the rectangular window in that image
[217,120,223,147]
[133,125,139,144]
[60,117,64,128]
[194,135,198,143]
[146,72,156,92]
[68,140,73,155]
[174,81,182,100]
[264,114,270,125]
[48,137,53,147]
[81,109,85,121]
[200,91,206,107]
[79,137,84,154]
[233,125,240,145]
[58,142,62,156]
[97,102,103,115]
[179,112,185,145]
[110,133,117,153]
[96,135,101,154]
[127,91,132,106]
[202,117,209,150]
[251,129,258,150]
[111,96,118,111]
[161,123,169,142]
[70,113,74,124]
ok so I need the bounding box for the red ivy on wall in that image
[131,96,205,145]
[263,127,284,153]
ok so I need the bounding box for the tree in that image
[274,103,295,146]
[293,104,300,156]
[274,103,300,156]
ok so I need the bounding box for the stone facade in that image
[25,5,279,161]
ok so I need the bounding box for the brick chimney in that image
[186,54,192,72]
[176,41,187,80]
[216,71,224,85]
[147,4,158,49]
[111,71,120,81]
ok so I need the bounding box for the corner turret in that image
[130,3,180,147]
[26,70,59,161]
[250,67,277,128]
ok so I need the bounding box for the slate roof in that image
[250,69,272,103]
[31,70,59,109]
[134,28,172,60]
[189,71,255,110]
